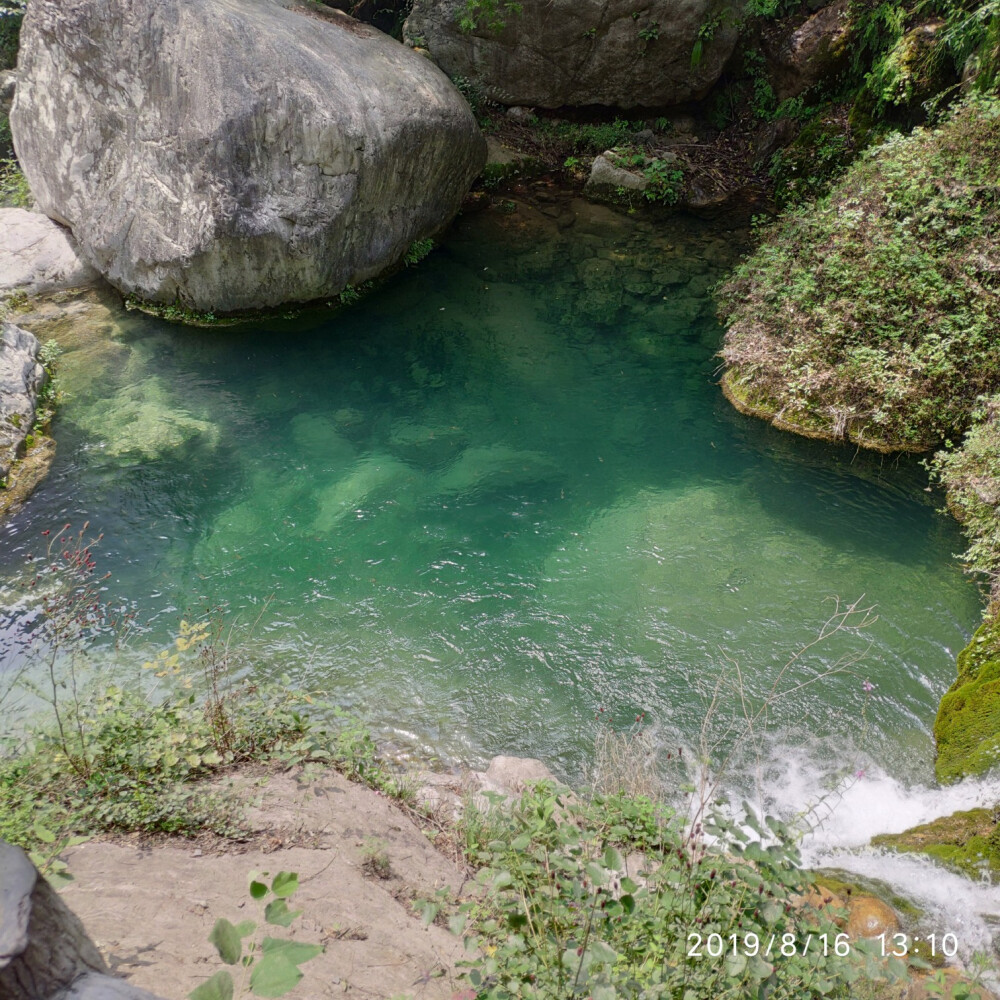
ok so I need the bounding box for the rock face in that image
[0,209,100,296]
[0,323,45,483]
[0,839,166,1000]
[12,0,486,313]
[404,0,739,109]
[765,0,851,101]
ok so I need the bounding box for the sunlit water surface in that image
[0,199,983,791]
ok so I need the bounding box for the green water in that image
[0,199,982,781]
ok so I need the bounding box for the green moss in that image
[934,617,1000,782]
[871,807,1000,878]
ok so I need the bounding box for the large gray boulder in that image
[11,0,485,313]
[404,0,739,109]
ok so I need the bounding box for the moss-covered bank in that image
[933,616,1000,782]
[717,94,1000,453]
[872,807,1000,878]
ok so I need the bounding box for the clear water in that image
[0,197,982,785]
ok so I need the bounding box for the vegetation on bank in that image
[717,94,1000,452]
[447,784,922,1000]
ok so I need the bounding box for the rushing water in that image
[0,197,984,789]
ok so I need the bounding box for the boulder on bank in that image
[0,839,165,1000]
[0,208,99,297]
[403,0,738,109]
[583,153,650,202]
[11,0,486,313]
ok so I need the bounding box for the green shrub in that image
[447,785,905,998]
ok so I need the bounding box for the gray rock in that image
[0,323,45,483]
[405,0,738,109]
[766,0,851,101]
[0,209,100,296]
[0,840,35,966]
[583,153,648,202]
[0,841,112,1000]
[471,755,558,797]
[12,0,485,313]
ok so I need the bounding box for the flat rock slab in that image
[61,769,468,1000]
[0,208,99,296]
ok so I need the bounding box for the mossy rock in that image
[871,807,1000,879]
[934,616,1000,783]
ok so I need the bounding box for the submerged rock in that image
[0,208,99,296]
[845,896,900,939]
[12,0,485,313]
[0,323,45,484]
[404,0,738,109]
[74,377,219,462]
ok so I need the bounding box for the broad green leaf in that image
[46,870,75,889]
[250,953,303,997]
[188,970,234,1000]
[449,914,467,936]
[249,880,268,901]
[264,898,302,927]
[33,823,56,844]
[585,862,608,886]
[235,920,257,938]
[492,871,513,889]
[270,872,299,898]
[590,940,617,965]
[260,937,323,966]
[725,953,748,977]
[511,833,531,851]
[209,918,242,965]
[603,847,624,871]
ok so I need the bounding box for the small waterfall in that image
[751,752,1000,980]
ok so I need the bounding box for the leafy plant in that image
[0,154,30,208]
[458,0,523,34]
[404,237,434,266]
[0,0,24,71]
[190,871,323,1000]
[642,158,685,205]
